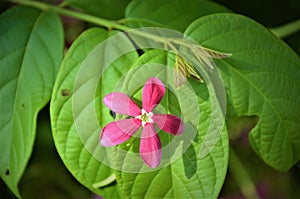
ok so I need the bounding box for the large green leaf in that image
[113,50,229,198]
[0,6,63,197]
[50,27,139,198]
[185,13,300,171]
[65,0,131,20]
[125,0,230,32]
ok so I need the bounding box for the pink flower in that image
[100,77,184,168]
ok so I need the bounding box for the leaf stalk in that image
[9,0,131,31]
[229,147,261,199]
[270,18,300,38]
[8,0,231,66]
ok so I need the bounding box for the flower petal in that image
[100,118,141,146]
[142,77,165,112]
[152,114,184,135]
[140,124,162,168]
[103,92,141,116]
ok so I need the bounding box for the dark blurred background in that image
[0,0,299,198]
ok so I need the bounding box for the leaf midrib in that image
[5,10,44,173]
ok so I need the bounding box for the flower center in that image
[136,109,153,127]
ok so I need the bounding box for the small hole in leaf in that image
[110,110,116,119]
[5,169,9,175]
[61,89,71,97]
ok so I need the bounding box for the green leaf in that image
[50,27,139,198]
[125,0,230,32]
[113,50,229,198]
[65,0,131,20]
[19,107,91,199]
[185,13,300,171]
[0,6,63,197]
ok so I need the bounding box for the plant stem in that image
[229,147,261,199]
[8,0,172,45]
[10,0,300,41]
[9,0,131,31]
[270,18,300,38]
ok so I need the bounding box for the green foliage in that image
[1,0,299,198]
[19,107,91,199]
[125,0,231,32]
[185,14,300,171]
[50,27,139,197]
[113,50,229,198]
[66,0,131,20]
[0,6,63,197]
